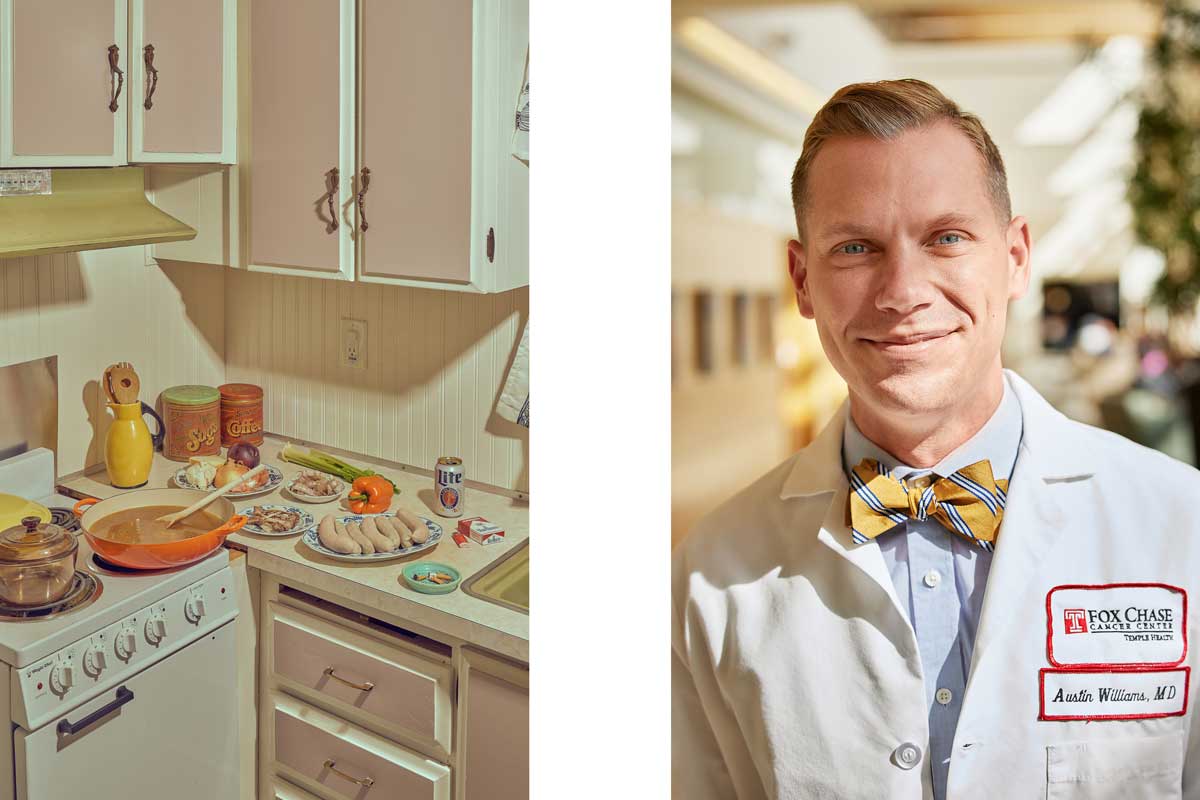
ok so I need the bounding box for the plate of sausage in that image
[303,508,443,562]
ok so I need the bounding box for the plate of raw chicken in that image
[302,508,444,562]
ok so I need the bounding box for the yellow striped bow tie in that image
[847,457,1009,551]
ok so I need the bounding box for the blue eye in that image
[839,243,867,255]
[935,233,963,245]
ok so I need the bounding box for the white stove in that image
[0,447,239,800]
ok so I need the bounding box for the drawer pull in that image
[323,759,375,788]
[323,666,374,692]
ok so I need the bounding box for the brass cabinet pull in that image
[143,45,158,109]
[323,759,375,788]
[324,168,339,231]
[323,666,373,692]
[107,45,124,112]
[356,167,371,232]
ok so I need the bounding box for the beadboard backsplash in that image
[0,249,225,475]
[223,271,529,493]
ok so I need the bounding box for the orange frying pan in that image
[73,488,246,569]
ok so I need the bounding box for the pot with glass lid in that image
[0,516,78,606]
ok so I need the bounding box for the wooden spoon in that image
[157,463,268,527]
[109,362,140,405]
[101,365,118,404]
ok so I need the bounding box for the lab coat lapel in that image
[780,400,911,635]
[967,370,1096,675]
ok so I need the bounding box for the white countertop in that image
[60,435,529,662]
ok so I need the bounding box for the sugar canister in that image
[162,385,221,461]
[218,383,264,447]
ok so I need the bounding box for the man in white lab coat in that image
[673,78,1200,799]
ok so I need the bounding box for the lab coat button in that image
[893,742,922,769]
[935,688,953,705]
[923,569,942,588]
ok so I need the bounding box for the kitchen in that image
[0,1,529,799]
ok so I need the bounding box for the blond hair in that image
[790,79,1011,237]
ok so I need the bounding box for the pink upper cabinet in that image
[5,0,127,165]
[133,0,229,159]
[249,0,343,273]
[357,0,473,284]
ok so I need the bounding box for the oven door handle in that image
[57,686,134,736]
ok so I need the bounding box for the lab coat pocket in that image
[1046,732,1183,800]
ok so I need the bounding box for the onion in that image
[228,442,260,469]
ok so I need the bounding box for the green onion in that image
[280,443,398,492]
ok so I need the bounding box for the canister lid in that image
[0,517,77,563]
[218,383,263,400]
[162,385,220,406]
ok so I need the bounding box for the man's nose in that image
[874,246,935,315]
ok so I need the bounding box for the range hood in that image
[0,167,196,258]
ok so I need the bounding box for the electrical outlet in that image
[340,318,367,369]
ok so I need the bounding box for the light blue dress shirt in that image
[841,374,1023,799]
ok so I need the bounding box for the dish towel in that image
[497,320,529,428]
[512,48,529,163]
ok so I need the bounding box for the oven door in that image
[14,621,238,800]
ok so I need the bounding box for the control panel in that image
[13,568,236,731]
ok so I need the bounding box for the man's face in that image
[787,121,1031,420]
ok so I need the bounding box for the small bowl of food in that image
[401,562,461,594]
[287,471,346,503]
[244,504,313,536]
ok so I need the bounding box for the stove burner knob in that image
[185,595,206,622]
[115,629,136,660]
[84,646,107,676]
[49,663,74,693]
[145,615,167,645]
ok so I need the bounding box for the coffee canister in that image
[161,385,221,461]
[218,383,264,447]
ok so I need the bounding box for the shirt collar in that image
[841,372,1023,483]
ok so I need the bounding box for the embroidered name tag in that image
[1046,583,1186,668]
[1040,668,1189,721]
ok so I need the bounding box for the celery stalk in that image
[279,443,398,492]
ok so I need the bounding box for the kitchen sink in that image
[462,540,528,614]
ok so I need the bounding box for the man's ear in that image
[1006,215,1032,301]
[787,239,815,319]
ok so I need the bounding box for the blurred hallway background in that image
[672,0,1200,545]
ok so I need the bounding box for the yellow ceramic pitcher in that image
[105,402,165,489]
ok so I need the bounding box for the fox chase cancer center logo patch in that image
[1047,584,1187,669]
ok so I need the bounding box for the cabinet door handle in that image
[325,168,339,231]
[107,44,124,112]
[143,45,158,109]
[356,167,371,232]
[323,666,374,692]
[323,759,375,788]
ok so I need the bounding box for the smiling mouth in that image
[862,331,954,350]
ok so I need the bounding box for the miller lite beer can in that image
[434,456,465,517]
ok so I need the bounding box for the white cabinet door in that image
[356,0,474,287]
[246,0,354,279]
[129,0,236,163]
[458,647,528,800]
[0,0,128,166]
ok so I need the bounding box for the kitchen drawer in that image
[272,693,450,800]
[270,601,453,754]
[271,776,323,800]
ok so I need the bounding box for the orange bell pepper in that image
[348,475,394,514]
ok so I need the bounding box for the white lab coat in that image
[673,370,1200,799]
